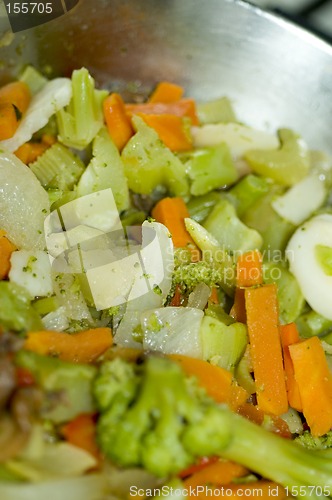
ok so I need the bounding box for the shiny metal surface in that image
[1,0,332,152]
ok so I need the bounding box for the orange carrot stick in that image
[14,141,49,164]
[149,81,184,103]
[245,284,288,415]
[0,102,19,140]
[151,197,197,250]
[279,323,302,412]
[61,413,100,461]
[209,287,219,305]
[230,288,246,323]
[0,230,16,279]
[169,354,248,410]
[103,92,134,151]
[236,250,263,288]
[0,81,31,115]
[289,336,332,436]
[24,327,113,364]
[137,112,193,151]
[125,98,199,125]
[183,459,247,489]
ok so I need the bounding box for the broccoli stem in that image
[198,408,332,496]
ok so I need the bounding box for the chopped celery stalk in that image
[47,188,64,206]
[30,143,84,191]
[187,191,222,223]
[0,282,43,333]
[56,68,107,150]
[200,315,247,372]
[121,116,189,196]
[242,187,296,254]
[272,174,326,225]
[197,96,237,124]
[204,304,235,325]
[32,296,60,316]
[184,143,238,196]
[315,244,332,276]
[235,347,256,395]
[262,261,304,324]
[245,128,310,186]
[228,174,270,217]
[296,310,332,339]
[15,350,97,423]
[76,127,130,211]
[203,199,263,253]
[19,65,47,95]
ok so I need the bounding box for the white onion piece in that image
[9,250,53,298]
[0,151,50,250]
[191,123,279,159]
[0,78,72,152]
[141,307,204,358]
[272,175,326,225]
[286,214,332,320]
[42,307,69,332]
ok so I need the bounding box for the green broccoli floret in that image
[94,355,332,495]
[295,430,332,450]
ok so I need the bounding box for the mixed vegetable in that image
[1,66,332,499]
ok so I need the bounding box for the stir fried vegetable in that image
[1,67,332,499]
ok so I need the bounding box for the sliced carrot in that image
[289,336,332,436]
[149,81,184,103]
[16,367,35,387]
[0,230,16,279]
[279,323,302,412]
[125,98,199,125]
[14,141,49,164]
[183,459,247,489]
[103,92,134,151]
[209,287,219,305]
[169,354,248,410]
[236,250,263,288]
[170,284,184,307]
[245,284,288,415]
[0,102,19,140]
[24,327,113,364]
[179,456,219,479]
[41,133,57,147]
[151,197,199,258]
[0,81,31,116]
[137,112,193,152]
[229,288,246,323]
[237,402,291,439]
[61,413,100,461]
[223,481,288,499]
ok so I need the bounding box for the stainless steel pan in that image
[0,0,332,153]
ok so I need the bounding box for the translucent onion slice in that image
[0,151,50,250]
[286,214,332,320]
